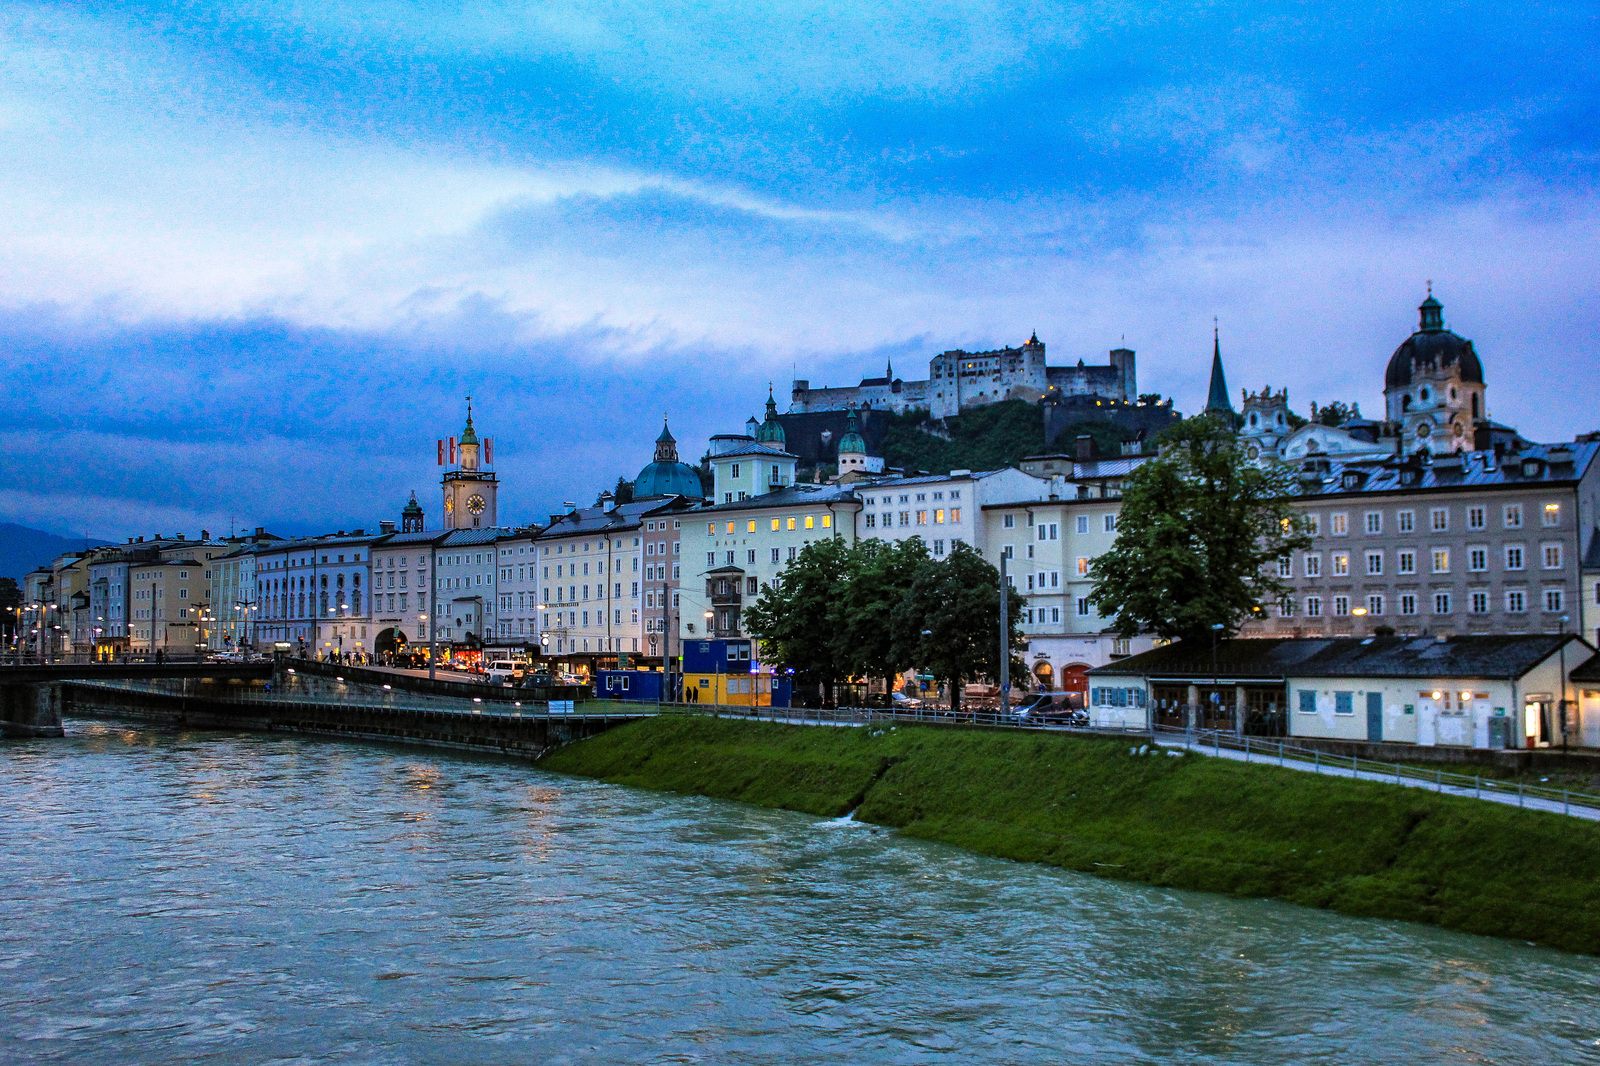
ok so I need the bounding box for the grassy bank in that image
[538,715,1600,955]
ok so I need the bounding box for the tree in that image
[1311,400,1359,427]
[832,537,928,683]
[743,538,851,704]
[610,477,635,505]
[1087,414,1311,643]
[890,543,1024,715]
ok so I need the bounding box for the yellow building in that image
[127,557,210,656]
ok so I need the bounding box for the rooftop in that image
[1090,635,1589,681]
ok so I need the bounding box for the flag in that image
[437,439,444,465]
[484,437,493,464]
[449,437,457,464]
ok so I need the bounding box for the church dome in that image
[838,408,866,455]
[756,388,786,445]
[1385,295,1484,390]
[634,419,705,499]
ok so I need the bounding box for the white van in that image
[486,660,520,686]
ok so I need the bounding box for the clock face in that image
[468,494,486,515]
[444,497,455,513]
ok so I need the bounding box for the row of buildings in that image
[19,295,1600,727]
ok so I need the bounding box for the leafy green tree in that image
[1312,400,1358,427]
[744,538,851,704]
[610,477,635,505]
[1087,414,1310,643]
[890,543,1024,714]
[832,537,928,683]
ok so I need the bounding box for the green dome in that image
[635,417,704,499]
[838,408,865,455]
[402,494,424,517]
[757,388,786,444]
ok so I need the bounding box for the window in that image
[1543,544,1562,569]
[915,511,927,525]
[1433,592,1451,614]
[899,512,910,527]
[1504,503,1522,529]
[707,523,716,535]
[1333,595,1349,616]
[1104,514,1117,532]
[1364,512,1382,534]
[1037,524,1047,542]
[1400,594,1418,615]
[935,509,945,524]
[770,518,780,532]
[1506,590,1526,613]
[1304,554,1321,578]
[1305,596,1322,617]
[1077,516,1089,534]
[1542,503,1560,527]
[1305,514,1321,536]
[787,547,797,561]
[747,520,756,533]
[1431,549,1449,573]
[731,463,740,478]
[1467,506,1485,530]
[1277,556,1292,578]
[1077,597,1090,616]
[771,548,780,563]
[1365,552,1383,576]
[1003,514,1015,528]
[1366,594,1384,616]
[1398,510,1415,533]
[1334,692,1354,715]
[804,516,815,529]
[1331,513,1348,535]
[707,552,716,566]
[1077,557,1089,576]
[1332,553,1349,576]
[865,514,876,529]
[1505,545,1524,570]
[1546,589,1564,613]
[1430,507,1449,532]
[933,540,945,556]
[786,517,796,530]
[1468,547,1487,572]
[1470,591,1489,614]
[1298,690,1317,713]
[950,508,961,523]
[747,550,756,564]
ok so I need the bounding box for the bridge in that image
[0,659,639,758]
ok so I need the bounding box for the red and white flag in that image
[437,439,445,465]
[484,437,493,464]
[449,437,457,464]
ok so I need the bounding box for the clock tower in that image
[440,400,498,529]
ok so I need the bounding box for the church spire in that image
[654,416,680,463]
[1205,319,1234,416]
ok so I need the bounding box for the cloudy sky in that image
[3,1,1597,539]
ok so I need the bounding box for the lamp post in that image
[1210,622,1226,734]
[998,554,1010,714]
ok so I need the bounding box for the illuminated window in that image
[935,509,945,524]
[706,523,716,535]
[821,515,831,528]
[726,522,735,534]
[1543,503,1561,526]
[771,518,780,531]
[786,517,796,530]
[804,516,815,529]
[747,520,756,533]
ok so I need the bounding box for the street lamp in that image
[1210,622,1226,735]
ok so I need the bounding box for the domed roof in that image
[401,493,424,517]
[756,388,786,444]
[838,408,866,455]
[634,417,705,500]
[1385,295,1483,390]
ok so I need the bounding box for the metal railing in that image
[1172,728,1600,817]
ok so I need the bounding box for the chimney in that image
[177,533,185,540]
[352,529,365,536]
[1075,434,1094,460]
[201,529,209,541]
[379,521,396,534]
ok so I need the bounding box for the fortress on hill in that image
[790,334,1137,419]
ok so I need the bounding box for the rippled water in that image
[3,719,1599,1065]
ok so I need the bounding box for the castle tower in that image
[401,492,425,533]
[1383,290,1485,455]
[440,399,498,529]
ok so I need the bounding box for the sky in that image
[2,1,1597,540]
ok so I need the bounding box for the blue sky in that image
[3,1,1597,538]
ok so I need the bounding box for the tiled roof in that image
[1290,441,1597,498]
[694,483,861,514]
[1090,635,1588,681]
[440,527,513,546]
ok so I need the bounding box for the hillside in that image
[0,523,111,580]
[877,400,1126,475]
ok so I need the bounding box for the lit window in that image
[707,523,716,535]
[726,522,735,534]
[1331,513,1348,535]
[1432,549,1449,573]
[821,515,831,528]
[1077,557,1089,576]
[747,520,756,533]
[804,515,815,529]
[771,518,780,531]
[1332,553,1349,576]
[786,517,796,530]
[1543,503,1561,526]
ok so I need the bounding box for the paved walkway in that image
[1156,734,1600,821]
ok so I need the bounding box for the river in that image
[2,718,1598,1064]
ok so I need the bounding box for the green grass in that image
[539,715,1600,955]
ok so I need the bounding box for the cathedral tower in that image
[1383,291,1485,455]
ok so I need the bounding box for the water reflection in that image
[0,718,1597,1065]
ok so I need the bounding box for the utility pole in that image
[999,553,1010,711]
[428,546,438,681]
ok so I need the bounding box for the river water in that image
[3,719,1598,1065]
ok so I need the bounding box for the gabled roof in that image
[440,527,513,547]
[1090,635,1589,681]
[1291,441,1597,498]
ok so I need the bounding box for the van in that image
[486,660,519,686]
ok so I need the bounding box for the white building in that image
[368,529,441,657]
[431,527,510,649]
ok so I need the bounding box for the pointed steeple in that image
[458,397,479,446]
[1206,320,1233,416]
[654,417,680,463]
[1418,281,1444,332]
[885,358,894,381]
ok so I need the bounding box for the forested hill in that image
[877,401,1126,475]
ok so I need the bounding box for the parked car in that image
[1014,694,1087,727]
[520,672,554,690]
[891,691,923,710]
[485,660,520,686]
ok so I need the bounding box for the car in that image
[1015,694,1086,727]
[485,660,520,686]
[520,672,554,689]
[890,691,923,710]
